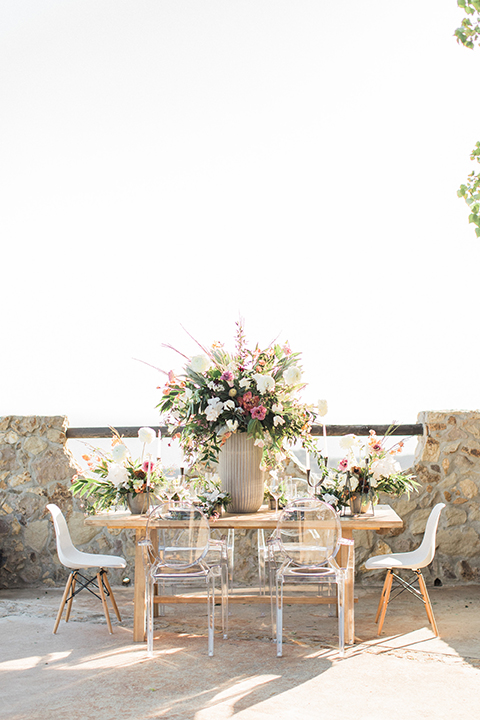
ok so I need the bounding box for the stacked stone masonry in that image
[1,413,479,589]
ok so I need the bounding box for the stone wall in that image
[0,416,135,588]
[1,412,480,589]
[357,411,480,586]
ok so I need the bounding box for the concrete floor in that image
[1,583,480,720]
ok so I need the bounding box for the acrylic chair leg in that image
[53,571,74,634]
[97,572,113,634]
[65,572,77,623]
[268,556,276,641]
[221,558,229,639]
[207,574,215,657]
[276,577,283,657]
[258,530,266,595]
[417,571,439,636]
[103,571,122,621]
[227,529,235,591]
[146,579,154,656]
[377,570,393,635]
[337,576,345,657]
[375,571,392,624]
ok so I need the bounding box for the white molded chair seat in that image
[47,503,126,634]
[365,502,445,636]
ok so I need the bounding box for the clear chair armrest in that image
[339,537,354,546]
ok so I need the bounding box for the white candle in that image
[147,453,152,487]
[157,429,162,462]
[323,423,328,460]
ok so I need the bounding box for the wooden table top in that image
[85,504,403,531]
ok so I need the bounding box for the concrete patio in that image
[1,583,479,720]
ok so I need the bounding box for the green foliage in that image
[455,1,480,49]
[458,143,480,239]
[455,3,480,236]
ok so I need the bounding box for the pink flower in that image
[251,405,267,421]
[339,457,349,471]
[221,370,234,386]
[142,460,155,473]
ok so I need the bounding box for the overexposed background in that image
[1,0,479,432]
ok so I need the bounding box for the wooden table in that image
[85,504,402,645]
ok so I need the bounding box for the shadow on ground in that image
[0,584,479,720]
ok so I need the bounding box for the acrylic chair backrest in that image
[46,503,78,567]
[277,498,341,567]
[412,502,446,568]
[146,501,210,570]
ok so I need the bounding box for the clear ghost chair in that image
[267,498,353,657]
[140,501,229,657]
[257,477,312,595]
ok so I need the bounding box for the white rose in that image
[239,377,251,388]
[272,403,283,413]
[111,444,128,463]
[223,400,235,410]
[254,373,275,394]
[107,463,130,488]
[189,354,211,374]
[205,397,223,422]
[273,415,285,427]
[226,419,239,433]
[284,366,302,385]
[371,455,400,482]
[138,427,156,444]
[340,434,357,449]
[317,399,328,417]
[254,438,265,448]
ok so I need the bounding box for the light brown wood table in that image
[85,504,402,645]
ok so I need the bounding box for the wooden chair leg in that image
[377,569,393,635]
[53,572,74,634]
[102,571,122,622]
[65,573,77,623]
[417,571,439,636]
[375,571,392,623]
[97,572,114,634]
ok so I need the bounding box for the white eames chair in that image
[47,504,126,634]
[365,502,445,636]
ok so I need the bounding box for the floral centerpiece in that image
[71,427,166,513]
[157,321,319,472]
[314,429,418,513]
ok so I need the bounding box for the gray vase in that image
[126,492,150,514]
[218,433,264,513]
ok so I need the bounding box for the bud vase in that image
[218,433,264,513]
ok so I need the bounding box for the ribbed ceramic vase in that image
[218,433,264,513]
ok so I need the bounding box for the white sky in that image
[1,0,480,431]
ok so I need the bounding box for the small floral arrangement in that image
[71,427,166,513]
[190,474,231,519]
[157,321,319,471]
[337,429,418,499]
[314,470,350,510]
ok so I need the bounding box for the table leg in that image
[133,527,146,642]
[339,529,355,645]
